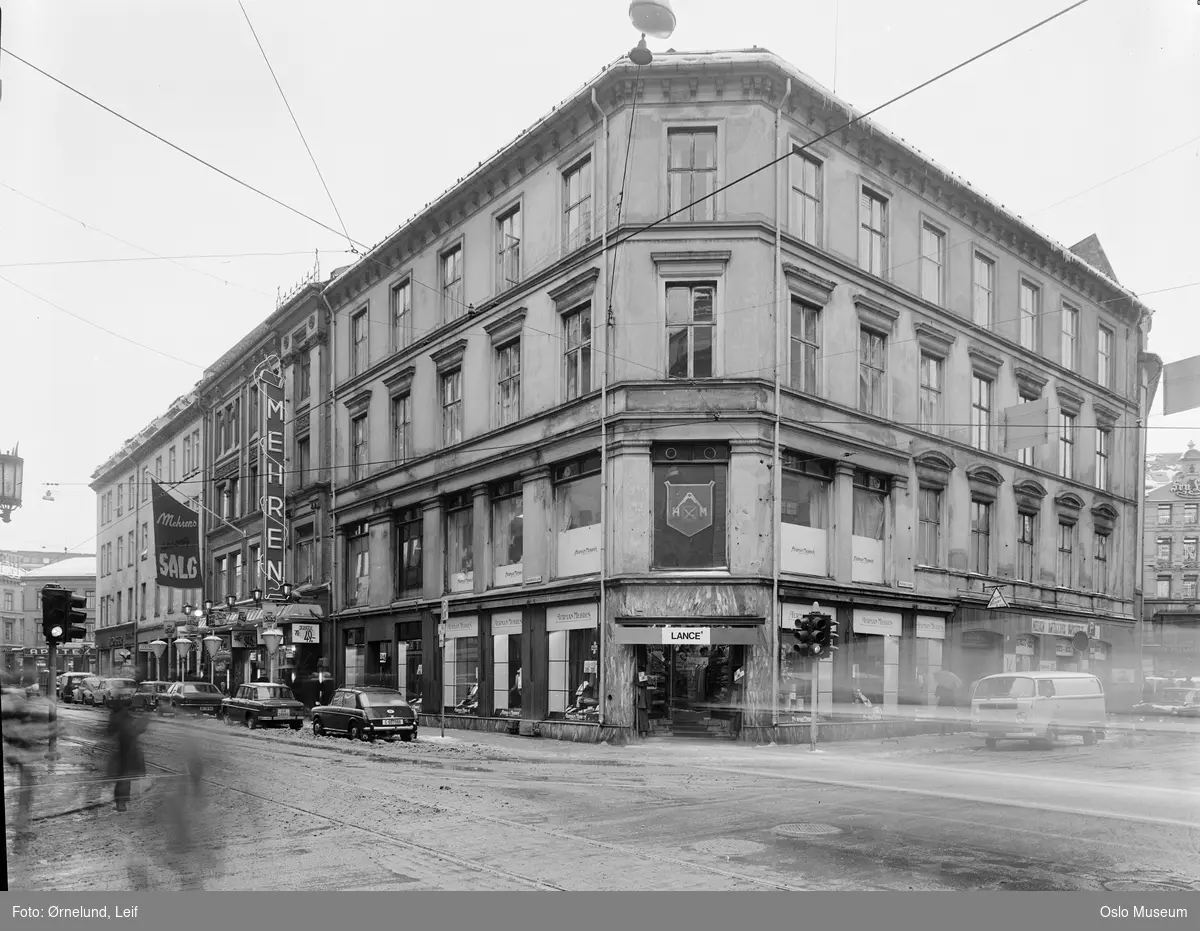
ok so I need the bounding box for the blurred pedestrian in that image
[2,672,39,852]
[106,700,148,812]
[636,668,651,738]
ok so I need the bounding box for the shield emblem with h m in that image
[665,482,715,538]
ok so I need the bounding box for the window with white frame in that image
[390,279,411,352]
[563,157,593,252]
[1057,521,1074,588]
[666,283,715,379]
[920,222,945,305]
[1158,505,1173,525]
[1098,324,1114,389]
[1156,575,1171,598]
[789,297,820,394]
[127,530,135,566]
[394,509,422,599]
[351,413,368,482]
[858,188,888,276]
[294,525,315,587]
[296,434,311,487]
[1017,511,1037,583]
[851,469,888,584]
[971,375,993,451]
[780,453,832,577]
[789,148,821,245]
[496,340,521,427]
[1183,575,1198,600]
[298,355,311,400]
[919,353,943,434]
[1184,536,1198,566]
[553,453,602,578]
[168,447,176,482]
[917,487,942,567]
[1061,303,1078,368]
[441,245,463,321]
[1186,504,1198,525]
[1095,426,1111,490]
[667,128,717,222]
[496,206,522,292]
[563,304,592,401]
[442,370,463,446]
[1017,389,1040,466]
[973,254,996,326]
[1157,536,1172,565]
[345,524,370,607]
[1058,411,1076,479]
[391,394,411,464]
[351,309,368,375]
[970,500,991,575]
[1019,280,1039,351]
[444,493,474,594]
[858,328,887,416]
[491,478,523,587]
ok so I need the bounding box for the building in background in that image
[90,393,205,678]
[21,556,97,684]
[1142,441,1200,681]
[1,557,27,679]
[324,47,1158,742]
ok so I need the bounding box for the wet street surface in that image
[6,705,1200,891]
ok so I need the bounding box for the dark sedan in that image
[130,681,172,712]
[1132,688,1200,719]
[221,682,304,730]
[158,681,225,717]
[312,687,418,742]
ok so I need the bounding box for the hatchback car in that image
[221,682,304,730]
[93,678,138,708]
[130,680,172,713]
[159,681,225,717]
[312,687,418,742]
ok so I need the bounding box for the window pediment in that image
[431,339,468,375]
[968,345,1004,379]
[913,449,954,488]
[913,321,956,357]
[782,263,837,306]
[484,308,526,346]
[652,250,731,280]
[548,267,600,311]
[966,464,1004,503]
[1056,491,1084,525]
[1014,366,1048,398]
[1093,402,1119,427]
[343,388,372,415]
[382,366,416,398]
[1055,384,1084,415]
[853,294,899,334]
[1092,502,1119,534]
[1014,478,1047,514]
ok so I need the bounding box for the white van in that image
[970,671,1107,749]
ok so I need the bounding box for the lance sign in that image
[151,479,202,588]
[256,358,287,597]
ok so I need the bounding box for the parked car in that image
[1132,687,1200,719]
[970,671,1107,749]
[74,675,106,706]
[130,680,172,713]
[57,672,91,703]
[312,687,418,743]
[93,678,138,708]
[159,681,225,717]
[221,682,304,730]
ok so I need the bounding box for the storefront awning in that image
[614,616,762,646]
[241,603,326,625]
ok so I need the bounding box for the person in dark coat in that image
[636,668,651,737]
[107,702,148,812]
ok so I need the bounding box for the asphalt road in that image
[6,705,1200,891]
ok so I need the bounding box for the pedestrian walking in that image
[636,669,651,738]
[106,701,148,812]
[2,673,40,853]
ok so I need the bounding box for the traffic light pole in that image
[809,655,818,752]
[46,638,59,761]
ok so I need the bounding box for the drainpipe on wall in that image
[771,79,791,732]
[1133,312,1151,690]
[130,455,140,679]
[591,86,610,729]
[321,292,340,682]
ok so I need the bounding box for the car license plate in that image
[384,718,397,726]
[277,710,290,718]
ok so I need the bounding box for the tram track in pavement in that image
[56,712,816,891]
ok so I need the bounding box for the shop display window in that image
[493,633,522,717]
[443,636,479,714]
[548,628,599,721]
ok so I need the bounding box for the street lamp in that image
[149,639,167,680]
[280,582,293,600]
[262,628,284,684]
[203,599,214,613]
[0,445,23,523]
[225,594,237,610]
[203,635,222,687]
[250,588,263,606]
[173,637,192,685]
[628,0,676,65]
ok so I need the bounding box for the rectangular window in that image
[182,437,191,475]
[1019,280,1039,351]
[441,370,463,447]
[1156,576,1171,598]
[1057,522,1074,588]
[973,253,995,327]
[140,583,146,619]
[970,501,991,575]
[790,298,820,394]
[1158,505,1173,525]
[652,444,729,570]
[666,283,715,379]
[492,479,524,587]
[444,494,474,594]
[142,468,150,501]
[920,222,945,305]
[1061,304,1078,368]
[391,395,411,464]
[168,447,176,482]
[789,148,821,245]
[971,375,993,451]
[1017,512,1037,583]
[1183,576,1198,600]
[442,245,464,321]
[496,341,521,427]
[1184,537,1198,566]
[563,157,593,252]
[1095,427,1111,490]
[294,526,314,586]
[116,485,123,516]
[563,305,592,401]
[917,488,942,568]
[345,524,370,607]
[127,531,134,567]
[554,453,602,578]
[249,388,260,437]
[443,634,480,714]
[1157,536,1173,566]
[389,279,412,353]
[547,627,599,720]
[155,455,162,480]
[296,435,311,487]
[394,509,423,599]
[248,461,259,513]
[851,470,888,584]
[233,552,243,598]
[918,353,943,434]
[496,206,522,291]
[249,544,260,593]
[1185,504,1198,525]
[1098,325,1114,389]
[667,128,717,222]
[298,356,311,400]
[351,414,368,482]
[1058,411,1076,479]
[858,188,888,276]
[117,536,124,569]
[858,328,887,416]
[351,309,368,376]
[493,628,523,716]
[781,453,832,576]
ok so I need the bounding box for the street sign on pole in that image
[986,587,1010,610]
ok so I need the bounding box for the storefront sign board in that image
[290,623,319,645]
[491,611,523,636]
[781,523,828,576]
[445,616,479,639]
[852,609,902,637]
[1015,635,1036,656]
[663,626,711,646]
[1055,639,1076,657]
[915,615,945,640]
[1031,617,1089,638]
[546,602,598,631]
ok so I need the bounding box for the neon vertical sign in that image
[255,357,287,597]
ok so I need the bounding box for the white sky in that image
[1,0,1197,554]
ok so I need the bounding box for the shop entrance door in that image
[637,644,745,738]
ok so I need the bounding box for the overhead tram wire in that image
[238,1,356,255]
[0,251,346,269]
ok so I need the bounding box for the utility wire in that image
[0,251,342,269]
[237,1,356,253]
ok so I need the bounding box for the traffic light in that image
[793,615,817,658]
[64,591,88,642]
[41,585,67,643]
[810,611,836,656]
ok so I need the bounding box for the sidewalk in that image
[3,733,121,831]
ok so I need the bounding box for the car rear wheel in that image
[247,715,258,730]
[984,738,997,749]
[401,733,414,743]
[312,717,324,737]
[348,722,362,742]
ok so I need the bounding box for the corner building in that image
[326,49,1158,741]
